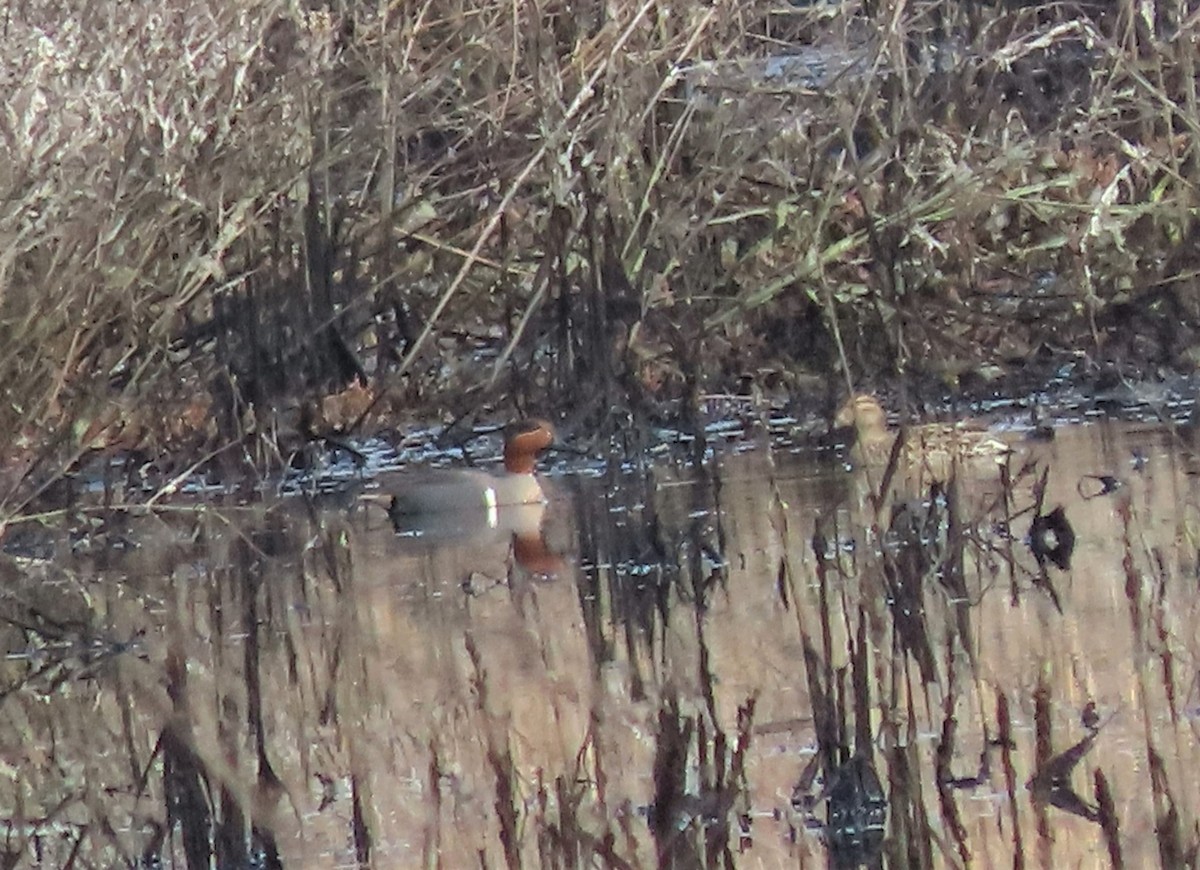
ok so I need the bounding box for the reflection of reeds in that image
[648,692,756,866]
[8,421,1200,865]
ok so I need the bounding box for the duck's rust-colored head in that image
[502,418,556,474]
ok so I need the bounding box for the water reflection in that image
[0,420,1198,866]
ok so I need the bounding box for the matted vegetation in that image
[1,0,1198,510]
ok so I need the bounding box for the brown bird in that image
[834,394,1014,474]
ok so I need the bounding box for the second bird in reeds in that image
[834,394,1015,476]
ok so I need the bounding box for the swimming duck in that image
[834,394,1014,471]
[385,418,556,521]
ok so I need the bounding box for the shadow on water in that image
[3,417,1200,866]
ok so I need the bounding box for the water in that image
[1,415,1197,867]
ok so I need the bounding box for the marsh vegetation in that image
[3,0,1200,511]
[3,4,1200,862]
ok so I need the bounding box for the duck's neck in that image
[503,450,539,474]
[856,423,893,448]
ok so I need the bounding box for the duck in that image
[834,394,1022,561]
[834,393,1014,472]
[384,418,557,522]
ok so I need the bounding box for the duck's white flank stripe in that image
[483,487,499,528]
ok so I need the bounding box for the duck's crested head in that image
[835,394,889,439]
[503,418,556,473]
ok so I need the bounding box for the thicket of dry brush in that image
[1,0,1198,506]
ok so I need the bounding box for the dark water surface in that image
[2,416,1199,868]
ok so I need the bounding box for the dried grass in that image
[1,0,1198,508]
